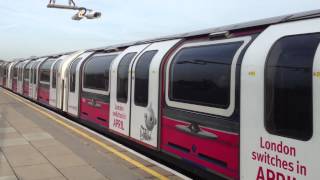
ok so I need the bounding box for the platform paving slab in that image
[60,165,108,180]
[14,163,63,180]
[0,89,186,180]
[0,176,18,180]
[46,154,87,169]
[2,144,48,167]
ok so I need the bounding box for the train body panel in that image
[7,61,18,89]
[160,36,251,179]
[31,58,46,100]
[80,51,120,127]
[38,58,59,105]
[49,57,62,107]
[23,60,34,97]
[110,44,151,136]
[17,60,29,95]
[67,52,94,116]
[241,18,320,180]
[61,51,86,112]
[130,39,181,148]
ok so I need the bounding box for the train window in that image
[39,59,55,83]
[69,58,82,92]
[265,33,320,141]
[117,52,137,103]
[24,62,33,81]
[169,42,242,109]
[52,60,61,89]
[83,54,118,93]
[134,50,158,107]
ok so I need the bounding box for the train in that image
[1,9,320,180]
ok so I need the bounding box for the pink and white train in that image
[1,9,320,180]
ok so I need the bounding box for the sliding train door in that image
[67,52,93,116]
[49,58,62,107]
[109,44,150,136]
[241,18,320,180]
[17,62,25,94]
[129,39,180,148]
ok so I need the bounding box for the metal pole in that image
[47,4,92,11]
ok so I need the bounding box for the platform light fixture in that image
[47,1,102,21]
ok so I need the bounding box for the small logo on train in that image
[140,103,157,141]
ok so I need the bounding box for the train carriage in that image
[1,9,320,180]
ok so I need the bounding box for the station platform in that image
[0,88,188,180]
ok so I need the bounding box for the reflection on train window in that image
[39,59,55,83]
[69,58,82,92]
[117,52,137,103]
[134,50,158,107]
[169,42,242,109]
[83,54,117,92]
[265,33,320,141]
[52,60,62,89]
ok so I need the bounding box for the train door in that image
[67,52,92,116]
[129,40,181,148]
[50,58,62,107]
[12,63,20,92]
[241,18,320,180]
[30,61,37,98]
[23,61,33,97]
[17,62,25,94]
[7,62,14,89]
[32,58,45,100]
[19,61,29,95]
[109,44,150,136]
[56,55,70,110]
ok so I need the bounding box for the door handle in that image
[175,124,218,140]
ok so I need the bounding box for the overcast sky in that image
[0,0,319,60]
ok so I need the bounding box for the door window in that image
[134,50,158,107]
[265,33,320,141]
[117,52,137,103]
[69,58,82,92]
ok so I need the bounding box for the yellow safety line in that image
[2,89,168,180]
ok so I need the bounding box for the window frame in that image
[82,52,119,95]
[165,36,251,117]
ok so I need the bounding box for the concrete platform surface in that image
[0,88,187,180]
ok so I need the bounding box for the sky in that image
[0,0,319,60]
